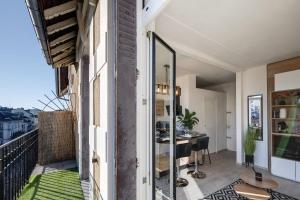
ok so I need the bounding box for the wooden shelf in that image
[272,105,300,108]
[272,118,300,121]
[272,133,300,137]
[271,155,300,162]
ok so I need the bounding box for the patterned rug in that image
[205,179,299,200]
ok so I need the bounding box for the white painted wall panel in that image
[242,65,268,169]
[271,157,295,180]
[236,72,243,164]
[296,161,300,182]
[205,81,236,151]
[177,75,227,153]
[275,69,300,91]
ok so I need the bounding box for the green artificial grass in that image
[18,168,84,200]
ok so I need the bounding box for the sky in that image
[0,1,55,109]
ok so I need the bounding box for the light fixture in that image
[176,86,181,96]
[156,84,163,94]
[162,85,169,94]
[156,64,181,96]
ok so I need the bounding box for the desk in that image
[155,133,206,177]
[156,133,207,143]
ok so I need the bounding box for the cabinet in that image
[271,89,300,161]
[296,161,300,182]
[271,157,295,180]
[271,89,300,182]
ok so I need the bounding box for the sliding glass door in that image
[150,32,176,200]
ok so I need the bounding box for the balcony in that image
[0,129,89,200]
[18,164,84,200]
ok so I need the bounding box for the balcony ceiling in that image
[36,0,78,68]
[156,0,300,72]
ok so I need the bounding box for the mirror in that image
[248,95,263,140]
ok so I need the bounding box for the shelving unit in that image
[271,89,300,182]
[272,133,300,138]
[272,89,300,133]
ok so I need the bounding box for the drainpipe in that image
[25,0,52,65]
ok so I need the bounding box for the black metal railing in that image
[0,129,38,200]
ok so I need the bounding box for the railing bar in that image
[0,148,3,200]
[0,129,38,149]
[0,129,38,200]
[2,137,39,171]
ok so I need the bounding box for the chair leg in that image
[202,150,205,164]
[177,159,189,187]
[207,149,211,165]
[190,151,206,179]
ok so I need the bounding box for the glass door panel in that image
[151,32,176,200]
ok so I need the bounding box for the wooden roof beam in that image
[54,56,75,67]
[51,40,75,55]
[52,47,75,63]
[44,1,77,20]
[50,31,77,48]
[61,60,75,67]
[47,17,77,35]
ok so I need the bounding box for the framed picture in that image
[248,95,263,141]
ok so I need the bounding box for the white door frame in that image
[136,0,172,200]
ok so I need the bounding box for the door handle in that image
[92,157,98,163]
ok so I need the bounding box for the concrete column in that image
[79,55,90,180]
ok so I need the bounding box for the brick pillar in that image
[115,0,137,199]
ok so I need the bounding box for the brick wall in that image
[115,0,137,199]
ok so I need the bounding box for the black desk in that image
[156,133,207,144]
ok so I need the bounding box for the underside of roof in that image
[26,0,78,68]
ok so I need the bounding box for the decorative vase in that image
[245,155,254,167]
[280,108,287,119]
[184,128,191,135]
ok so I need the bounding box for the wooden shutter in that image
[93,75,100,126]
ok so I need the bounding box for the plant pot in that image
[245,155,254,167]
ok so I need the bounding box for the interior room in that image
[150,0,300,199]
[155,41,239,200]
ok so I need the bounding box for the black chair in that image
[176,142,192,187]
[187,137,208,179]
[199,136,211,165]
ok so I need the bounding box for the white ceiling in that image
[156,41,174,83]
[177,54,235,87]
[156,39,235,87]
[156,0,300,71]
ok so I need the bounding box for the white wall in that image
[241,65,268,169]
[236,72,243,164]
[177,75,227,153]
[205,81,236,151]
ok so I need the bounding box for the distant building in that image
[0,107,39,145]
[12,108,39,127]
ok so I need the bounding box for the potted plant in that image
[244,128,256,167]
[177,109,199,133]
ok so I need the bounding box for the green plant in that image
[178,109,199,131]
[244,128,256,156]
